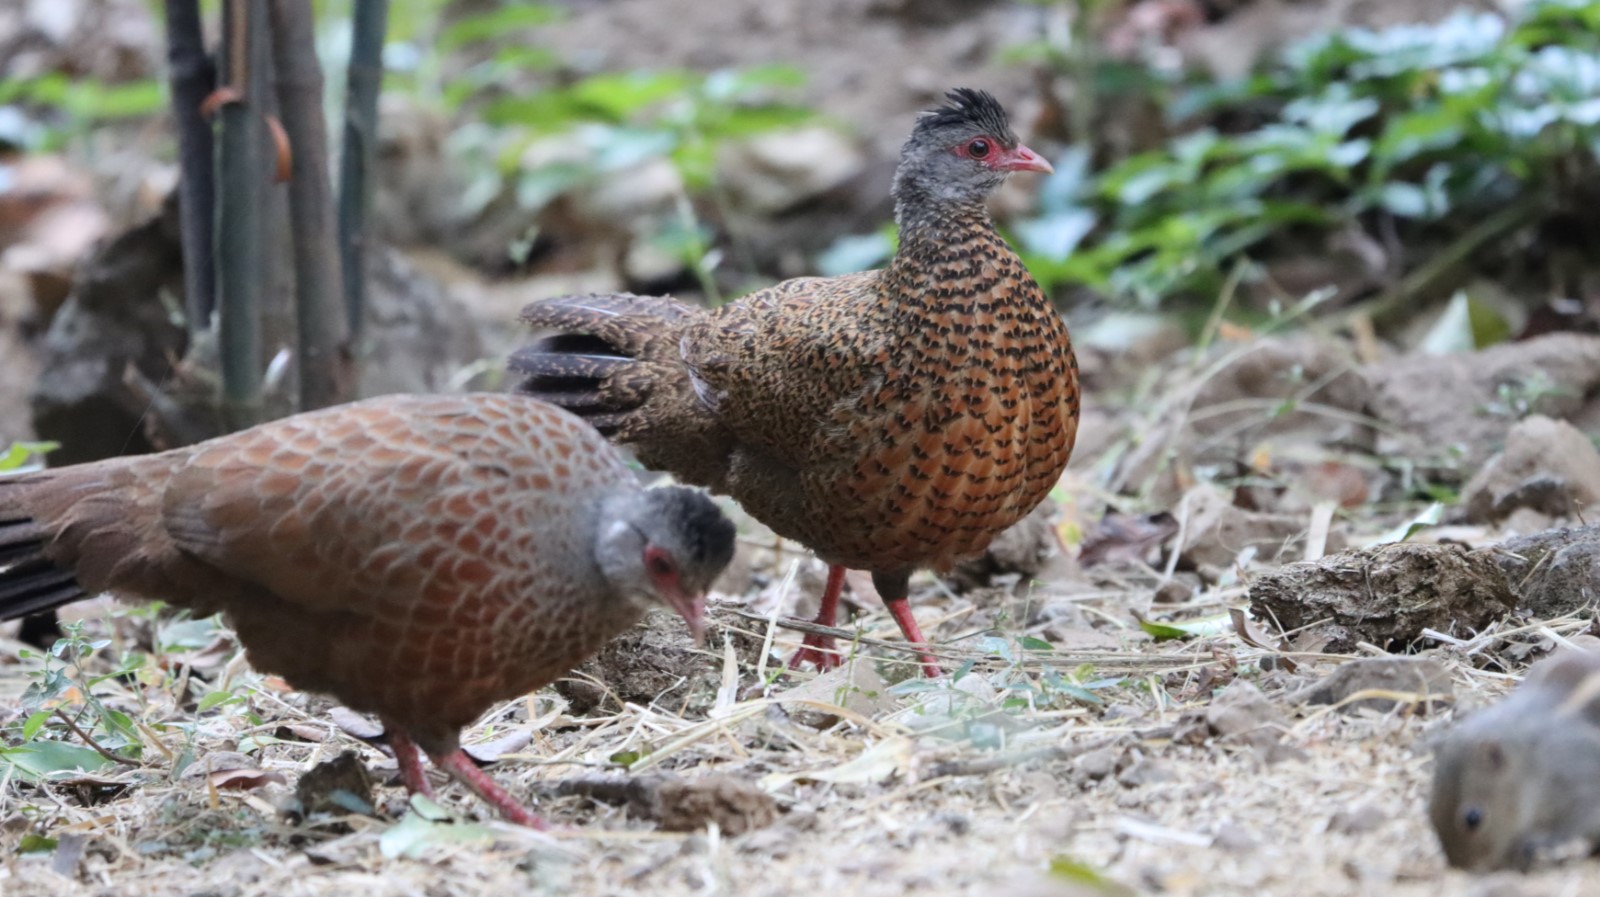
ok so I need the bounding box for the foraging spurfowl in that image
[0,394,734,827]
[511,89,1079,676]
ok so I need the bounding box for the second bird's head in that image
[595,485,736,643]
[894,87,1053,210]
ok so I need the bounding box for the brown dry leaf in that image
[207,767,286,792]
[327,706,384,741]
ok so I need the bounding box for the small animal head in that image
[893,88,1052,215]
[1430,734,1525,871]
[594,486,736,642]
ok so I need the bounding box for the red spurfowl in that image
[0,394,734,827]
[511,89,1079,677]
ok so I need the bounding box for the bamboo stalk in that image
[162,0,216,337]
[338,0,389,340]
[216,0,270,430]
[269,0,355,411]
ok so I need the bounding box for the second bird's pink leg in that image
[434,748,548,829]
[884,596,943,679]
[786,564,847,671]
[389,728,436,798]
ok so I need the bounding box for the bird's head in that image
[892,88,1052,216]
[595,486,736,643]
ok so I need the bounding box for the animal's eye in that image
[648,553,676,576]
[1463,807,1483,831]
[967,138,991,158]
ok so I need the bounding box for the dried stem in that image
[338,0,389,340]
[162,0,217,336]
[269,0,356,411]
[216,0,271,429]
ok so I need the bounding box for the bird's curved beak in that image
[1002,143,1054,175]
[663,588,708,646]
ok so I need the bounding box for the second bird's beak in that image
[664,589,708,646]
[1002,143,1054,175]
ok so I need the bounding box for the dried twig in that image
[53,709,141,767]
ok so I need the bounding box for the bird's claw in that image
[786,632,843,673]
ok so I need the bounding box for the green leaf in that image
[0,742,116,782]
[196,690,238,713]
[1138,618,1192,641]
[609,750,641,768]
[17,834,57,854]
[379,796,504,859]
[438,4,564,50]
[21,710,51,740]
[1019,636,1055,652]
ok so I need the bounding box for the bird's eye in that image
[967,138,991,158]
[646,550,676,577]
[1463,807,1483,831]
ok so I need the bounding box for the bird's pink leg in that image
[875,569,942,678]
[389,728,436,798]
[433,748,548,829]
[884,596,943,679]
[787,564,847,671]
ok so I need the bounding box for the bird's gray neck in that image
[893,188,995,250]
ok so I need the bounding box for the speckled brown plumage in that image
[0,393,735,826]
[512,89,1079,675]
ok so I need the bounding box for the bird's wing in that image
[679,270,886,465]
[157,394,608,619]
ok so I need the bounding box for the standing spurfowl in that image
[511,89,1079,677]
[0,394,735,827]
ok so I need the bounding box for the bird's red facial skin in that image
[644,544,705,644]
[953,136,1053,175]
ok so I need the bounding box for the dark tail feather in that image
[0,511,85,622]
[511,293,694,437]
[0,518,85,623]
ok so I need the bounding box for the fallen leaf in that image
[208,767,286,791]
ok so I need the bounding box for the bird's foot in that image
[435,749,548,829]
[389,728,436,798]
[883,597,943,679]
[786,631,844,672]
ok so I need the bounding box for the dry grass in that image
[4,552,1599,897]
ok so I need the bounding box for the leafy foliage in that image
[1014,0,1600,309]
[0,75,165,151]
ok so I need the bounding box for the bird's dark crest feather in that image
[651,486,736,575]
[916,88,1015,146]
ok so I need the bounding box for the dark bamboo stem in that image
[162,0,217,336]
[216,0,270,429]
[269,0,355,411]
[338,0,389,340]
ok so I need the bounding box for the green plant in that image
[0,75,165,151]
[1012,0,1600,313]
[3,623,146,782]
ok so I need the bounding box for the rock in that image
[1205,680,1284,750]
[1493,524,1600,618]
[553,773,778,835]
[1115,756,1176,788]
[1368,333,1600,477]
[1462,416,1600,523]
[717,126,866,216]
[1187,338,1375,454]
[289,751,375,819]
[359,246,490,397]
[1249,543,1516,653]
[1328,799,1389,835]
[1178,483,1336,570]
[1074,745,1124,782]
[1288,657,1453,713]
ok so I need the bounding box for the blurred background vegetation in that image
[3,0,1599,454]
